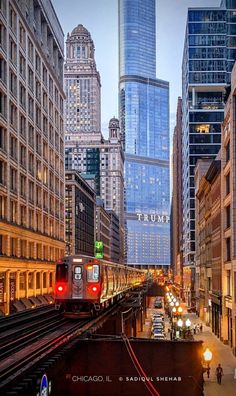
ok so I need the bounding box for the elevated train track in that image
[0,255,151,395]
[0,289,149,395]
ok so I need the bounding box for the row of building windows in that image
[0,138,62,177]
[0,195,64,239]
[0,0,63,81]
[0,271,53,291]
[0,158,64,198]
[189,72,227,84]
[0,234,63,262]
[0,96,64,153]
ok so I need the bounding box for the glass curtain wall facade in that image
[182,0,236,297]
[119,0,170,267]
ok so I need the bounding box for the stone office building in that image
[195,61,236,356]
[220,62,236,355]
[64,23,126,264]
[107,210,120,264]
[65,170,96,257]
[171,97,183,290]
[0,0,65,314]
[195,158,221,337]
[95,198,110,261]
[181,0,236,307]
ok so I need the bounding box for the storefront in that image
[0,261,55,315]
[211,294,221,338]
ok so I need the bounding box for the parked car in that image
[153,332,166,340]
[153,327,164,334]
[155,297,162,303]
[152,317,164,323]
[153,315,163,320]
[152,314,163,318]
[153,324,164,329]
[152,326,164,333]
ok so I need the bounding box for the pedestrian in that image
[215,364,223,384]
[196,323,200,333]
[200,323,203,332]
[193,324,196,334]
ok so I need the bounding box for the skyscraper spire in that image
[65,24,101,135]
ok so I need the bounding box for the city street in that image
[187,313,236,396]
[1,0,236,394]
[139,299,236,395]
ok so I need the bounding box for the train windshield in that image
[87,264,99,282]
[56,264,68,282]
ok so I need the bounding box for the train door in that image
[100,265,108,299]
[103,266,108,297]
[72,265,83,299]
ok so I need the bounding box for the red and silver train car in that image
[55,255,145,317]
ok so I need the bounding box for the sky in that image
[52,0,220,137]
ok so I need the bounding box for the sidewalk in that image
[184,312,236,396]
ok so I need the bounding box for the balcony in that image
[189,101,224,110]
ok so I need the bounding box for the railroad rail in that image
[0,314,66,360]
[0,305,55,333]
[0,303,123,393]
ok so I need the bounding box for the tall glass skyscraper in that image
[119,0,170,268]
[182,0,236,303]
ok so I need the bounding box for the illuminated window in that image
[196,124,210,133]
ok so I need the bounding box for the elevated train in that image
[55,255,146,317]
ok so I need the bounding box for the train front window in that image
[87,264,99,282]
[74,266,82,280]
[56,264,68,282]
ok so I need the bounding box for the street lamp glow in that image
[170,301,174,307]
[185,318,191,327]
[172,307,177,313]
[203,348,212,363]
[177,306,183,314]
[173,298,176,302]
[175,301,180,307]
[177,319,183,327]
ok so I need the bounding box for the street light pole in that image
[203,348,212,378]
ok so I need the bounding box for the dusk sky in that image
[52,0,219,136]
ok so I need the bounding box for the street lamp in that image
[177,318,183,327]
[185,318,191,327]
[203,348,212,378]
[177,306,183,314]
[185,318,192,339]
[170,301,174,307]
[175,301,180,307]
